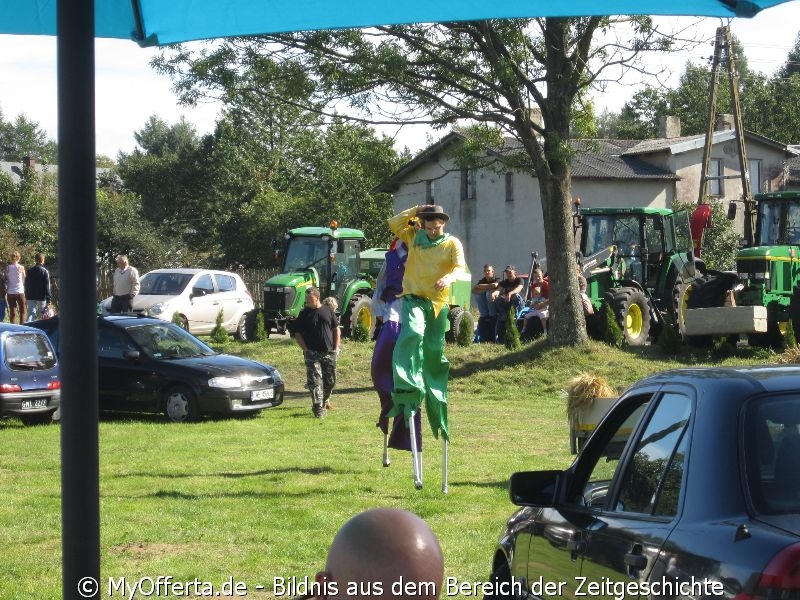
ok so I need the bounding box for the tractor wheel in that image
[609,287,651,346]
[343,295,374,339]
[446,306,475,344]
[685,274,735,348]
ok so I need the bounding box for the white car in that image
[101,269,255,339]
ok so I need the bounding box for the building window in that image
[505,172,514,202]
[708,158,724,197]
[425,180,436,203]
[748,159,763,194]
[461,168,476,200]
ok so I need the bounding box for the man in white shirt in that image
[110,255,140,313]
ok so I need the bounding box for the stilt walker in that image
[386,204,464,492]
[371,240,422,467]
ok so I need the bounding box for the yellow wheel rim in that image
[779,321,789,336]
[626,303,643,339]
[356,306,372,331]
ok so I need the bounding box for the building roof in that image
[377,132,676,192]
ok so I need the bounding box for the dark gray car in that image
[489,366,800,600]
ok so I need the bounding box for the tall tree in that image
[0,109,58,163]
[778,31,800,79]
[158,18,697,346]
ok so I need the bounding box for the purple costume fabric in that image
[371,243,421,451]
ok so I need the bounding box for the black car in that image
[31,315,283,422]
[489,366,800,600]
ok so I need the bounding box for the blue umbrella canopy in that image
[0,0,794,44]
[0,0,797,598]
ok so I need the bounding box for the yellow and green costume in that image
[387,207,465,441]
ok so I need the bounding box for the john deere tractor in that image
[576,205,699,345]
[684,191,800,347]
[260,223,375,338]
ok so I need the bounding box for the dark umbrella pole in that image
[58,0,101,597]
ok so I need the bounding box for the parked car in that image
[30,315,283,423]
[0,323,60,425]
[489,366,800,600]
[100,269,255,339]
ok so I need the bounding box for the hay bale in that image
[565,373,616,422]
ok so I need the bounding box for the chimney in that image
[22,155,36,169]
[716,114,734,131]
[659,116,681,139]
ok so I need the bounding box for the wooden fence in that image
[54,267,281,309]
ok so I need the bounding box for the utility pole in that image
[698,25,755,244]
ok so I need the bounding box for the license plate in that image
[21,398,47,410]
[251,388,274,401]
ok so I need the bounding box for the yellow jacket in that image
[388,207,465,316]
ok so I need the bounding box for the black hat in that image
[417,205,450,222]
[504,265,517,272]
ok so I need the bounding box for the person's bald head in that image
[316,508,443,600]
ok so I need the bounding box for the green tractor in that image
[575,205,699,345]
[260,223,375,338]
[684,191,800,348]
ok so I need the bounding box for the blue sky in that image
[0,6,798,158]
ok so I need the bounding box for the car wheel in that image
[164,385,199,423]
[235,311,256,342]
[484,560,515,600]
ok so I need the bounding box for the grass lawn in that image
[0,334,780,599]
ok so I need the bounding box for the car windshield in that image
[3,333,57,370]
[139,272,193,296]
[584,215,642,257]
[125,323,216,360]
[746,394,800,515]
[283,238,329,272]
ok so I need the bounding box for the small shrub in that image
[351,321,369,342]
[210,308,229,343]
[456,313,473,346]
[504,308,522,350]
[711,336,737,359]
[783,320,797,349]
[601,301,624,348]
[253,310,267,342]
[657,322,682,356]
[172,312,185,327]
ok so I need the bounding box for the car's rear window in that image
[140,272,193,295]
[3,333,57,370]
[745,394,800,515]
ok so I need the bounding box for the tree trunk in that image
[538,170,589,347]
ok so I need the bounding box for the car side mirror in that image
[509,470,562,507]
[123,350,140,360]
[191,287,207,299]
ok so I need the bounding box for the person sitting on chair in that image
[493,265,525,340]
[520,269,550,339]
[472,264,499,342]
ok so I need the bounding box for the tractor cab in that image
[262,224,373,337]
[575,205,696,345]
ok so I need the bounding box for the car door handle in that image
[624,553,647,570]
